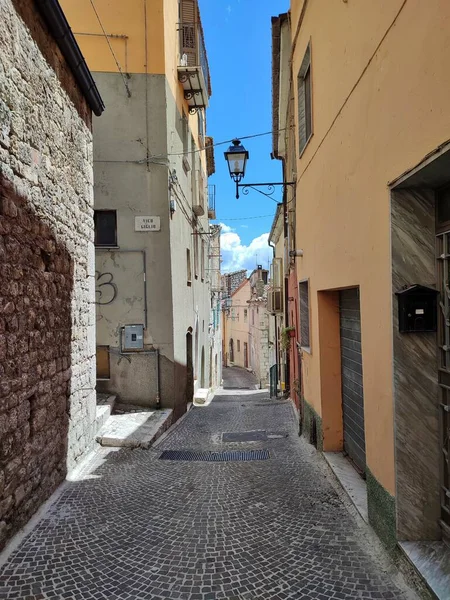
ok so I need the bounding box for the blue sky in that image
[199,0,289,273]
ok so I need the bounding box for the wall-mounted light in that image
[224,139,295,200]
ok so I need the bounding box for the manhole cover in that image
[222,430,267,442]
[159,449,270,461]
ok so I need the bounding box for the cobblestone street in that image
[0,385,419,600]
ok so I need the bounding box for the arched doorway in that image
[209,348,213,388]
[186,328,193,404]
[194,321,199,379]
[201,346,205,388]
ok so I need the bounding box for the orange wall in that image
[291,0,450,494]
[61,0,165,74]
[61,0,207,174]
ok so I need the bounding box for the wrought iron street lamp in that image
[224,139,295,200]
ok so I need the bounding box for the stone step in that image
[95,394,116,434]
[96,409,173,449]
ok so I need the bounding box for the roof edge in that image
[37,0,105,116]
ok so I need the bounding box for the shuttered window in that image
[180,0,197,65]
[299,280,310,349]
[297,43,312,154]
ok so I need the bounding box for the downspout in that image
[268,240,279,396]
[281,157,291,396]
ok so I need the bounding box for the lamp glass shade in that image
[224,139,249,180]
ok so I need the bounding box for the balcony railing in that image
[208,184,216,220]
[178,22,211,114]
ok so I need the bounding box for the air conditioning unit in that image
[268,288,283,314]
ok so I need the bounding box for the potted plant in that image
[280,326,295,351]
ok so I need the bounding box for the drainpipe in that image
[268,240,279,396]
[155,349,161,408]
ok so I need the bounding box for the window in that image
[252,309,255,325]
[94,210,117,247]
[198,110,205,147]
[244,309,248,323]
[186,248,192,286]
[297,43,312,154]
[201,240,205,281]
[299,280,310,349]
[194,232,199,278]
[237,340,240,353]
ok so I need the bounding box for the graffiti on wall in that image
[95,271,118,305]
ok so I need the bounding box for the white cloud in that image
[221,230,272,273]
[219,222,234,233]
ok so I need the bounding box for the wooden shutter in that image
[180,0,197,66]
[299,281,310,348]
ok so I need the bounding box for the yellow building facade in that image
[289,0,450,571]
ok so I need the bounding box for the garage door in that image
[339,288,366,473]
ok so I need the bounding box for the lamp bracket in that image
[235,181,296,201]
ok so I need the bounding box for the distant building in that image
[0,0,103,549]
[223,267,269,387]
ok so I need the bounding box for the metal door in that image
[436,229,450,539]
[340,288,366,473]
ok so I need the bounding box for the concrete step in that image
[96,408,173,449]
[95,394,116,434]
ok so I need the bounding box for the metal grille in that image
[159,450,270,462]
[436,230,450,533]
[340,288,366,474]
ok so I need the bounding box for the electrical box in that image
[123,324,144,351]
[396,285,438,333]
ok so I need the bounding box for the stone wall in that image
[0,0,96,549]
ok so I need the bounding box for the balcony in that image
[177,22,211,114]
[208,184,216,220]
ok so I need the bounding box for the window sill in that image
[95,245,120,250]
[300,345,311,355]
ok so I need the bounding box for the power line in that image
[89,0,131,97]
[213,214,274,221]
[152,126,294,160]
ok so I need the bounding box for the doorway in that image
[201,346,205,388]
[186,329,193,404]
[436,186,450,539]
[339,288,366,474]
[244,342,248,368]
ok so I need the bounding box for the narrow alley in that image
[0,369,418,599]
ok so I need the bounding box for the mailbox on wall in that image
[396,285,439,333]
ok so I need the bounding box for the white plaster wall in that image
[166,80,212,394]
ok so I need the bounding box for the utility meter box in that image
[396,285,438,333]
[123,324,144,351]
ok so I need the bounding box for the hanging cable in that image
[89,0,131,97]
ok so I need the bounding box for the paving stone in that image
[0,385,419,599]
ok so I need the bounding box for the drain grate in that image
[159,449,270,462]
